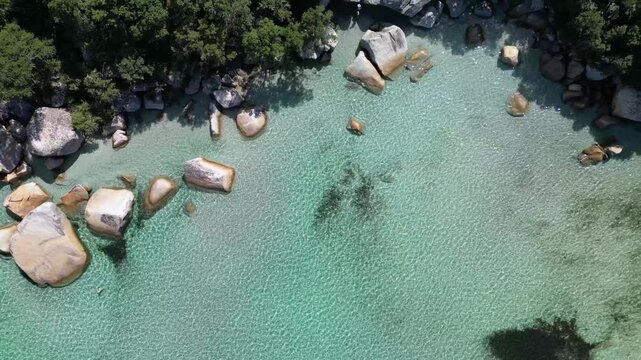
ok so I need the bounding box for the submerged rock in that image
[540,56,566,82]
[143,91,164,111]
[345,51,386,94]
[44,157,64,170]
[500,46,519,67]
[593,115,620,129]
[236,108,268,138]
[0,125,23,174]
[465,24,485,47]
[612,86,641,122]
[508,92,530,116]
[0,222,17,255]
[118,175,137,189]
[3,182,51,219]
[411,1,444,29]
[360,25,408,77]
[27,107,84,157]
[184,157,236,193]
[183,200,197,216]
[85,188,135,238]
[347,117,365,135]
[10,202,88,287]
[144,176,178,214]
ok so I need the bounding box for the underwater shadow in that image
[245,66,314,112]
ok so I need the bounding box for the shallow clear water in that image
[2,12,641,359]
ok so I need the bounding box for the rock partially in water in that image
[113,92,141,113]
[3,182,51,219]
[347,117,365,135]
[578,144,608,166]
[209,102,222,138]
[144,176,178,214]
[360,25,408,77]
[540,56,566,82]
[3,162,31,184]
[566,60,585,80]
[105,113,127,135]
[465,24,485,47]
[612,86,641,122]
[59,184,91,216]
[236,108,267,138]
[411,1,444,29]
[487,318,594,360]
[214,89,243,109]
[0,222,17,255]
[445,0,470,18]
[112,130,129,149]
[9,202,88,287]
[507,91,529,117]
[473,0,493,18]
[44,157,64,170]
[593,115,620,129]
[184,157,235,193]
[27,107,84,157]
[85,188,135,238]
[118,175,137,189]
[345,51,386,94]
[143,90,164,111]
[0,125,22,173]
[500,46,519,67]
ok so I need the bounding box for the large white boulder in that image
[209,102,222,138]
[184,157,235,192]
[345,51,386,94]
[0,126,22,173]
[3,182,51,219]
[9,202,88,286]
[236,108,268,137]
[27,108,84,157]
[360,25,408,77]
[84,188,134,238]
[500,46,519,67]
[612,86,641,122]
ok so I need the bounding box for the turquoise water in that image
[3,12,641,359]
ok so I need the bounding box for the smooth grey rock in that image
[360,25,408,76]
[213,89,244,109]
[110,113,127,133]
[411,1,444,28]
[381,0,431,17]
[0,126,22,173]
[566,60,585,79]
[445,0,470,18]
[6,100,34,123]
[586,65,608,81]
[10,202,88,286]
[143,91,164,111]
[27,108,84,157]
[612,86,641,122]
[112,130,129,149]
[344,51,386,94]
[209,102,222,138]
[8,119,26,142]
[541,57,566,81]
[114,92,141,113]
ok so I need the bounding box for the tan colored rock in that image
[593,115,620,129]
[144,176,178,214]
[0,222,17,254]
[3,182,51,219]
[184,157,235,192]
[347,117,365,135]
[500,46,519,67]
[508,92,530,116]
[84,188,135,238]
[345,51,386,95]
[118,175,137,188]
[183,200,197,216]
[3,162,31,184]
[578,144,608,166]
[360,25,408,76]
[59,184,91,215]
[9,202,88,286]
[236,108,268,138]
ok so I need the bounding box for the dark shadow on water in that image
[487,318,595,360]
[246,66,314,112]
[100,240,127,266]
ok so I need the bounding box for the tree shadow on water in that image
[246,66,314,112]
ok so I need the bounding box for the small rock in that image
[105,113,127,135]
[9,202,88,286]
[59,184,91,216]
[566,60,585,80]
[84,188,135,238]
[221,74,234,87]
[184,72,202,95]
[568,84,583,92]
[236,108,268,138]
[183,200,197,216]
[0,125,22,173]
[213,89,244,109]
[202,76,222,95]
[347,117,365,135]
[113,92,141,113]
[112,130,129,149]
[144,176,178,214]
[3,162,31,184]
[411,1,445,29]
[500,46,519,67]
[562,90,583,102]
[184,157,235,192]
[508,91,530,116]
[43,81,67,108]
[445,0,471,18]
[209,102,222,138]
[578,144,608,166]
[118,175,137,189]
[3,182,51,219]
[465,24,485,47]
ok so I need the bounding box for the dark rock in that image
[540,56,566,82]
[6,100,34,123]
[411,1,445,29]
[43,81,67,108]
[221,74,234,87]
[465,24,485,47]
[445,0,470,18]
[113,92,141,113]
[473,0,493,18]
[7,119,26,142]
[0,126,22,173]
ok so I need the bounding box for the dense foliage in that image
[0,0,333,132]
[551,0,641,84]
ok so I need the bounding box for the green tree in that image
[82,70,119,111]
[0,22,59,100]
[71,101,103,134]
[299,6,333,44]
[242,19,303,65]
